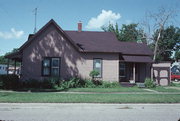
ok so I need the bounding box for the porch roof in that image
[5,51,22,61]
[122,55,153,63]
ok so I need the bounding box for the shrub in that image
[41,79,56,89]
[0,74,19,90]
[60,80,76,89]
[84,79,96,88]
[26,79,41,88]
[144,78,156,88]
[89,70,99,80]
[100,81,119,88]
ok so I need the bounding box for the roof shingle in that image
[65,31,153,55]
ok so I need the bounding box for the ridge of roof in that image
[14,19,152,56]
[18,19,82,52]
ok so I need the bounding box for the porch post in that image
[14,60,16,74]
[7,59,9,75]
[133,63,136,82]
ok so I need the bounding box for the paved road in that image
[0,103,179,121]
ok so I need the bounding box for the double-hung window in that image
[93,59,102,77]
[42,57,60,77]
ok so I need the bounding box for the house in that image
[0,64,7,75]
[5,19,153,83]
[8,66,20,75]
[0,64,20,75]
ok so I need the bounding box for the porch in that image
[119,55,153,83]
[5,51,22,75]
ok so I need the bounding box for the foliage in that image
[89,70,99,79]
[0,48,20,65]
[175,51,180,60]
[84,79,96,88]
[0,56,8,64]
[0,75,19,89]
[5,48,19,56]
[100,81,119,88]
[102,23,145,42]
[23,78,58,89]
[144,78,156,88]
[152,26,180,61]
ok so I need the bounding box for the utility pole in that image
[33,7,37,33]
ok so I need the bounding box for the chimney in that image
[78,21,82,32]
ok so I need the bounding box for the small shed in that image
[153,62,171,86]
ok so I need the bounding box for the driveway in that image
[0,103,179,121]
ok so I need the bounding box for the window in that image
[93,59,102,77]
[51,58,60,76]
[42,58,60,76]
[119,63,125,77]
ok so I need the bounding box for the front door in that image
[119,63,126,82]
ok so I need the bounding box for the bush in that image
[89,70,99,80]
[144,78,156,88]
[60,80,76,89]
[41,79,56,89]
[0,74,19,90]
[100,81,119,88]
[84,79,96,88]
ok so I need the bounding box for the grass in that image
[0,92,179,103]
[171,82,180,87]
[67,87,148,92]
[150,86,180,92]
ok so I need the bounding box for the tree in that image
[102,23,121,40]
[153,26,180,61]
[102,23,145,42]
[0,48,19,65]
[175,51,180,61]
[5,48,19,56]
[141,7,177,61]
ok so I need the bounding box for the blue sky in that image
[0,0,179,55]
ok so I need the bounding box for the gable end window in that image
[93,59,102,78]
[42,57,60,77]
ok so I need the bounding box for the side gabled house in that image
[5,19,153,83]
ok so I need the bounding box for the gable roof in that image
[6,19,153,59]
[65,31,153,55]
[18,19,81,52]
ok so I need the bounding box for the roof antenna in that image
[33,7,38,33]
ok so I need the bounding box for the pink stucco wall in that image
[21,24,119,81]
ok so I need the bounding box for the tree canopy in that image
[152,26,180,61]
[0,48,19,65]
[102,23,145,42]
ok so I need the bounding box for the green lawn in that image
[150,86,180,92]
[0,92,179,103]
[67,86,180,93]
[67,87,148,92]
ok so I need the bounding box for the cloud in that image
[86,10,121,30]
[0,28,24,39]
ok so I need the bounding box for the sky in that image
[0,0,179,56]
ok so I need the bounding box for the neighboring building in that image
[153,62,171,86]
[5,19,153,83]
[171,60,180,73]
[0,64,7,75]
[8,66,20,75]
[0,64,20,75]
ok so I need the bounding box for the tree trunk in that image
[153,31,161,61]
